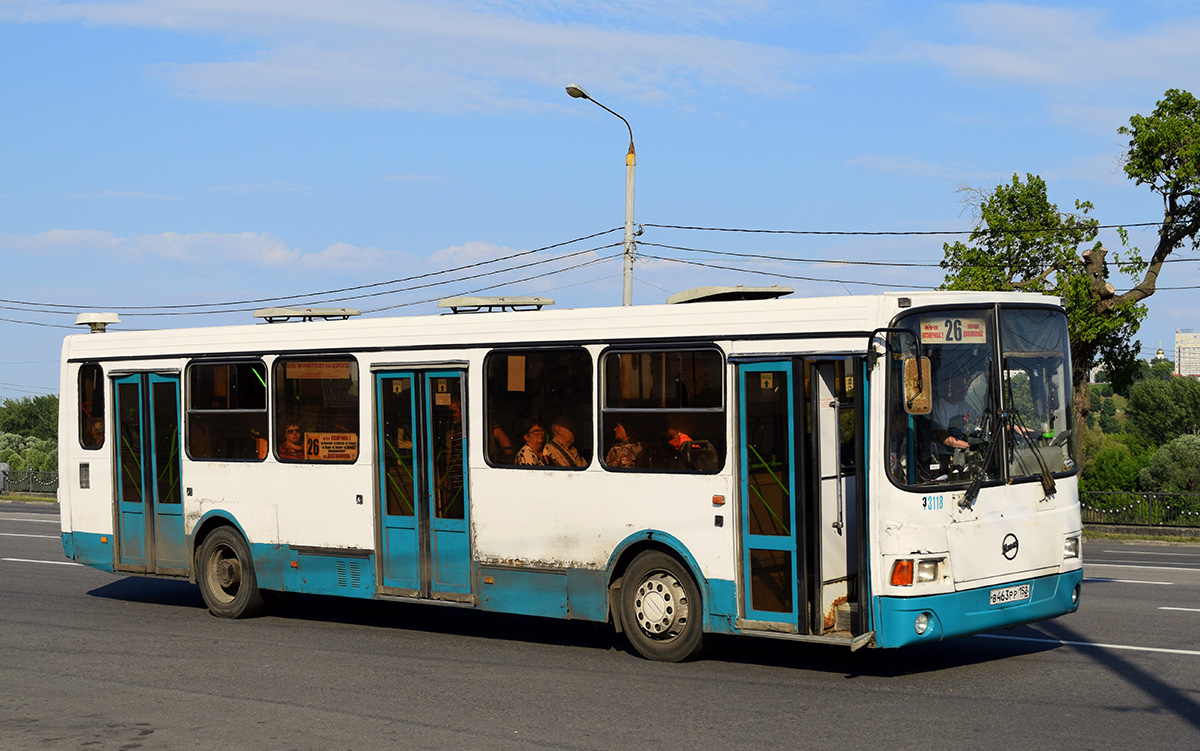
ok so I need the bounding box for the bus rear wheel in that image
[197,526,266,618]
[620,551,704,662]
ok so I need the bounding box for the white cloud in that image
[297,242,388,270]
[848,154,1001,182]
[8,0,807,111]
[430,240,519,266]
[0,229,381,269]
[908,4,1200,91]
[67,190,182,200]
[206,181,314,195]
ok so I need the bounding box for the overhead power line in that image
[643,221,1167,236]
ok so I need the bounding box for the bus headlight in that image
[1063,535,1081,560]
[917,559,941,583]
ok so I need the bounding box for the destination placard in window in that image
[286,361,353,380]
[304,432,359,461]
[920,317,987,345]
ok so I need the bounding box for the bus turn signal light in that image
[890,559,914,586]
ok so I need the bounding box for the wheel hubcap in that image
[634,571,689,639]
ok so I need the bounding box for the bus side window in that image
[484,348,593,468]
[272,357,360,463]
[600,349,726,473]
[187,361,269,461]
[79,363,105,450]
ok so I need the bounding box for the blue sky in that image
[3,0,1199,397]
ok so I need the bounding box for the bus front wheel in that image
[620,551,704,662]
[197,526,266,618]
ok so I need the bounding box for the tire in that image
[619,551,705,662]
[196,526,266,618]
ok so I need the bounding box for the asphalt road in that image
[3,501,1199,750]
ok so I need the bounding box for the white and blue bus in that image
[58,287,1082,660]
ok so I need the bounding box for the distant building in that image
[1177,329,1200,377]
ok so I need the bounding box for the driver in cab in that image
[932,373,977,452]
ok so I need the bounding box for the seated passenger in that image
[544,417,586,467]
[490,423,515,464]
[514,417,547,466]
[604,421,644,469]
[278,422,304,461]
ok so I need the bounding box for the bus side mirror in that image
[903,356,932,415]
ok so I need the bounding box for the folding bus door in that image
[113,373,185,574]
[737,361,803,630]
[808,359,866,637]
[375,370,472,602]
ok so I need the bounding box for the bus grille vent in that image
[335,560,363,589]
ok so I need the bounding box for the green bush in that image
[0,432,58,472]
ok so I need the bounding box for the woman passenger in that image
[514,418,547,466]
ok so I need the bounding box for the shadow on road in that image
[88,577,207,610]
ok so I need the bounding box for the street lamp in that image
[566,83,637,306]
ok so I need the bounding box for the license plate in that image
[990,583,1030,606]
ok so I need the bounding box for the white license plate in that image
[989,583,1031,606]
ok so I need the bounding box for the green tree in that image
[1138,434,1200,493]
[940,173,1144,436]
[1080,437,1149,492]
[1125,376,1200,446]
[941,88,1200,445]
[0,394,59,442]
[1148,359,1175,382]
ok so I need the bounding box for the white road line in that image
[1084,577,1174,585]
[1,517,59,524]
[0,532,59,539]
[1,558,81,567]
[980,633,1200,656]
[1086,562,1200,573]
[1102,550,1197,557]
[1159,607,1200,613]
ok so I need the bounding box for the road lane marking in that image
[1,557,81,566]
[1086,562,1200,572]
[1,517,59,524]
[0,532,60,539]
[1159,607,1200,613]
[980,633,1200,656]
[1101,550,1198,556]
[1084,577,1173,585]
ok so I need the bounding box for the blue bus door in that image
[375,370,472,602]
[737,362,803,629]
[114,373,185,574]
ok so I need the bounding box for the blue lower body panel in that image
[63,531,115,572]
[874,569,1083,648]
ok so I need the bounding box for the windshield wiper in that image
[960,411,1005,509]
[1009,410,1057,498]
[960,410,1056,509]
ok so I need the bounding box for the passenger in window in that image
[279,422,305,461]
[87,418,104,447]
[544,417,586,468]
[490,423,514,464]
[666,418,693,453]
[514,418,547,466]
[604,421,644,469]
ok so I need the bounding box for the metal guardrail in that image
[1081,490,1200,528]
[0,469,59,494]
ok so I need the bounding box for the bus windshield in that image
[886,305,1075,490]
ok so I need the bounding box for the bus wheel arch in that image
[607,538,706,662]
[195,523,267,619]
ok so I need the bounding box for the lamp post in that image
[566,83,636,306]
